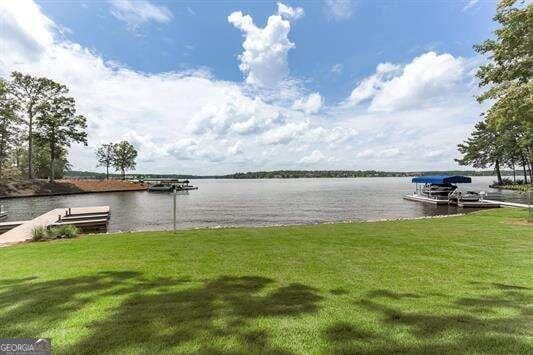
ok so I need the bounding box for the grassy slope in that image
[0,209,531,354]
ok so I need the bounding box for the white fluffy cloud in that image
[0,0,54,61]
[109,0,173,28]
[277,2,304,20]
[371,52,466,111]
[346,63,400,106]
[190,92,284,136]
[0,1,485,173]
[228,2,303,87]
[292,92,323,114]
[346,52,468,112]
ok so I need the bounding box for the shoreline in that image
[0,179,147,199]
[2,210,474,247]
[0,187,147,200]
[4,208,530,248]
[103,212,470,235]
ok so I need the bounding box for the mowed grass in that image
[0,209,531,354]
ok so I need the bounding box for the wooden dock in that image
[0,221,24,234]
[0,206,110,246]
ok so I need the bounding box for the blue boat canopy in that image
[411,175,472,184]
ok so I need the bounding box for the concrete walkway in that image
[0,206,109,246]
[484,199,532,209]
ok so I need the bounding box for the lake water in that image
[1,177,527,232]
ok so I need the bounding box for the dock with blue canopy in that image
[410,175,472,201]
[404,175,528,209]
[403,175,499,207]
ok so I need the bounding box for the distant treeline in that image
[222,170,506,179]
[66,169,507,180]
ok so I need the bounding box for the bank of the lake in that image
[0,208,531,354]
[0,179,146,198]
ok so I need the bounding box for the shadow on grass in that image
[0,272,322,354]
[324,283,531,354]
[2,273,530,353]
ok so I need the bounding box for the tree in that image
[456,121,504,185]
[474,0,530,95]
[8,72,69,179]
[9,132,26,178]
[500,119,530,183]
[96,143,115,180]
[459,0,532,184]
[474,0,532,178]
[0,79,19,178]
[35,95,87,182]
[112,141,137,180]
[24,141,71,180]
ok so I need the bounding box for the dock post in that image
[173,189,177,233]
[527,190,533,223]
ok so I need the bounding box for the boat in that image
[147,179,198,192]
[0,205,7,220]
[177,185,198,191]
[176,180,198,191]
[421,183,457,197]
[448,189,481,203]
[147,184,175,192]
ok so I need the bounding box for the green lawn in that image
[0,209,531,354]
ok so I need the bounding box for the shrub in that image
[58,225,79,238]
[48,225,79,239]
[47,227,60,239]
[31,226,49,242]
[31,225,79,242]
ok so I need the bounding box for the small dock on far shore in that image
[0,206,110,246]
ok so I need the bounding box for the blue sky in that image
[1,0,497,174]
[38,0,495,102]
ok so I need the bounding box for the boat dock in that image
[0,206,110,246]
[403,175,532,209]
[404,194,531,209]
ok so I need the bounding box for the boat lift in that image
[404,175,498,208]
